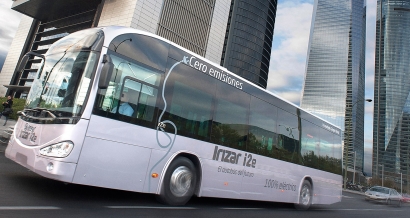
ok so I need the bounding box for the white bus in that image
[6,26,342,210]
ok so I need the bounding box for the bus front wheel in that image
[157,157,197,205]
[294,180,312,210]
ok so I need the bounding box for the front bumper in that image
[5,135,76,183]
[365,195,388,203]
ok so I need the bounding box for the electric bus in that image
[5,26,342,209]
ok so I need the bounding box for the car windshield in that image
[370,187,390,194]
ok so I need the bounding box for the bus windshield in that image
[24,29,103,118]
[25,51,98,117]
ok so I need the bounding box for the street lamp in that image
[343,98,372,190]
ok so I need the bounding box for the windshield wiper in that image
[18,108,57,121]
[19,108,82,122]
[31,108,58,118]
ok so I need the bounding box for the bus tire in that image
[157,157,197,206]
[294,180,312,210]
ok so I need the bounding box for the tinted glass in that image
[318,128,335,172]
[211,82,250,150]
[108,34,169,72]
[93,51,162,127]
[161,59,216,141]
[248,97,278,156]
[276,109,301,164]
[300,120,320,169]
[332,133,342,175]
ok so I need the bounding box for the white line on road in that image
[106,206,197,209]
[314,208,403,211]
[0,206,60,210]
[221,208,262,210]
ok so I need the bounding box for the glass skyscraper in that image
[221,0,277,89]
[301,0,366,175]
[373,0,410,193]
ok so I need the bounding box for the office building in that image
[373,0,410,193]
[0,0,277,97]
[300,0,366,176]
[221,0,277,88]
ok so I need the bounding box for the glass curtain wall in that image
[373,0,410,193]
[301,0,366,174]
[221,0,277,89]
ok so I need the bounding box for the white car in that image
[365,186,402,206]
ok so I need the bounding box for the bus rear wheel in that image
[157,157,197,205]
[294,180,312,210]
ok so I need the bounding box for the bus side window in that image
[162,61,215,141]
[300,120,320,169]
[332,133,342,175]
[276,109,301,164]
[93,53,162,128]
[135,84,158,122]
[318,128,333,173]
[119,84,140,117]
[117,78,159,124]
[211,82,250,151]
[108,33,169,72]
[248,97,278,156]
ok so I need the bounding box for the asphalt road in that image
[1,142,408,218]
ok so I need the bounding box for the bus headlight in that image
[39,141,74,158]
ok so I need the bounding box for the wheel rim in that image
[300,185,311,205]
[169,166,193,197]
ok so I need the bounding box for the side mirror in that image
[99,54,114,89]
[16,51,45,78]
[16,55,30,73]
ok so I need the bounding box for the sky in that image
[0,0,376,174]
[0,1,21,68]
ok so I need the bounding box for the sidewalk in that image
[0,117,17,130]
[0,117,17,146]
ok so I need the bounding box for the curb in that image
[343,189,365,195]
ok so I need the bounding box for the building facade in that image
[0,0,277,97]
[373,0,410,193]
[300,0,366,176]
[221,0,277,88]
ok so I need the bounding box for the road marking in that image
[342,195,354,198]
[107,206,262,210]
[0,206,60,210]
[106,206,196,209]
[314,208,403,211]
